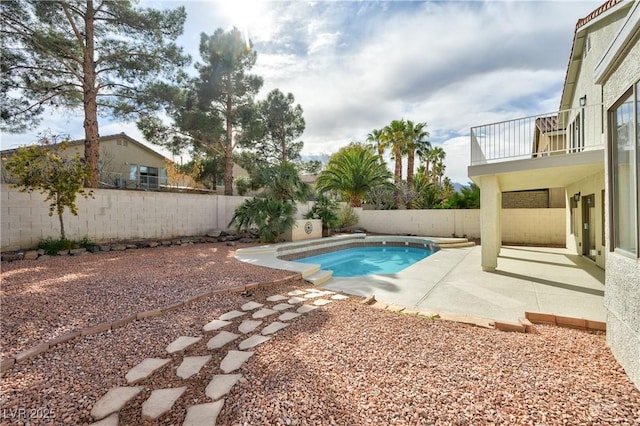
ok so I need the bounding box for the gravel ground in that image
[0,242,293,359]
[1,244,639,425]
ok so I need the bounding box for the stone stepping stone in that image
[241,301,264,311]
[304,291,327,299]
[183,400,224,426]
[278,312,302,321]
[203,319,231,332]
[91,386,143,420]
[252,308,277,319]
[238,319,262,334]
[205,374,242,400]
[220,350,254,373]
[177,356,211,379]
[166,336,201,354]
[125,358,170,384]
[297,305,319,314]
[219,310,246,321]
[304,288,323,293]
[266,294,288,302]
[239,335,271,350]
[207,331,240,349]
[313,298,332,306]
[90,413,118,426]
[287,290,307,296]
[331,294,349,300]
[262,321,289,335]
[272,303,294,311]
[142,386,186,420]
[288,297,306,304]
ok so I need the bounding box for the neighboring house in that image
[469,0,639,387]
[1,133,171,190]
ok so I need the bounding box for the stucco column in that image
[478,175,502,271]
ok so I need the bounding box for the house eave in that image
[468,148,604,192]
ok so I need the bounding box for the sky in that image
[1,0,604,184]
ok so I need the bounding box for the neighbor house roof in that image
[1,132,170,161]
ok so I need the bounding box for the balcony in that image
[470,104,604,165]
[469,104,605,192]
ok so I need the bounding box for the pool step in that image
[304,270,333,286]
[437,241,476,249]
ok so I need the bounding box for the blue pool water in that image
[296,246,434,277]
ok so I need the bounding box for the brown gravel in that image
[0,242,293,359]
[1,244,639,425]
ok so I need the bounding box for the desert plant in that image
[336,205,359,231]
[38,237,74,255]
[229,197,296,243]
[304,194,339,236]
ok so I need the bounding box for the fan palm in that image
[316,143,392,207]
[366,128,386,163]
[382,119,408,184]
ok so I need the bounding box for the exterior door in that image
[582,194,596,261]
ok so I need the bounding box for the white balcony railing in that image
[470,104,604,165]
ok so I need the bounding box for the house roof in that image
[559,0,631,111]
[1,132,170,161]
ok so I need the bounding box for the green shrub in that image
[336,205,358,231]
[79,235,96,249]
[38,237,74,255]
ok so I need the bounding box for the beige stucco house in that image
[469,0,639,388]
[1,133,171,190]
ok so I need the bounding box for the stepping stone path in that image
[207,331,240,349]
[125,358,170,384]
[89,287,351,425]
[177,356,211,379]
[142,386,186,419]
[166,336,201,353]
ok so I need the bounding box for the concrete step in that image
[438,241,476,248]
[304,269,333,286]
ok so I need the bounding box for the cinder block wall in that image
[1,185,222,250]
[355,207,566,245]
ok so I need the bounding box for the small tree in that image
[304,194,339,236]
[4,135,92,240]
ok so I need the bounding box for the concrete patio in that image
[321,245,605,324]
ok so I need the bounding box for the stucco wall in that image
[566,171,606,268]
[600,12,640,390]
[1,185,221,250]
[354,208,565,245]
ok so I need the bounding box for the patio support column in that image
[478,175,502,271]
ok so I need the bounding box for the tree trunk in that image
[406,149,415,208]
[223,93,234,195]
[83,0,100,188]
[394,145,402,184]
[57,194,66,240]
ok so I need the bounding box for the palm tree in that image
[366,128,386,163]
[427,146,446,184]
[382,119,408,184]
[404,120,430,199]
[316,143,393,207]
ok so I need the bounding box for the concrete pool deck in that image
[236,240,606,324]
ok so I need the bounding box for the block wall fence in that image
[1,184,565,251]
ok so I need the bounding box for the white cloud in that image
[2,0,605,186]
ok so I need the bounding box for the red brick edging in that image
[0,274,304,374]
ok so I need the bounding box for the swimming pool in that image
[296,246,434,277]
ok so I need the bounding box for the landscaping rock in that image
[91,386,143,420]
[141,386,186,420]
[24,250,39,260]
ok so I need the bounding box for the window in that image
[139,166,159,190]
[129,164,138,181]
[610,83,639,256]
